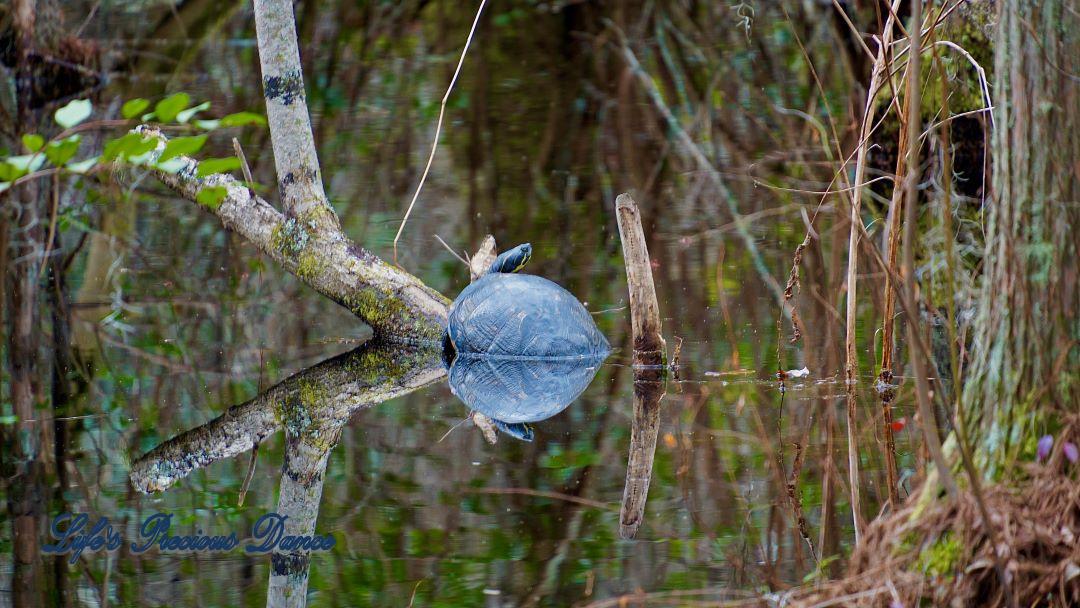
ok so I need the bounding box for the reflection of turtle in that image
[444,244,610,441]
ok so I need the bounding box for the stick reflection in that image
[618,366,666,539]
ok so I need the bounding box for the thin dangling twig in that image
[393,0,488,265]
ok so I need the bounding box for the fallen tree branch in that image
[136,126,449,343]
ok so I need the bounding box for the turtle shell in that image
[445,272,611,424]
[448,353,607,424]
[447,273,610,358]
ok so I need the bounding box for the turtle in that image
[444,243,611,441]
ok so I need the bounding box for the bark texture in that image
[614,192,668,539]
[963,0,1079,477]
[6,2,44,604]
[137,126,450,343]
[253,0,338,232]
[615,193,666,366]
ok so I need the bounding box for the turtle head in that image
[441,331,456,367]
[493,420,535,442]
[488,243,532,274]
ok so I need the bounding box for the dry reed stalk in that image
[898,0,958,504]
[393,0,488,264]
[876,46,909,514]
[840,0,903,543]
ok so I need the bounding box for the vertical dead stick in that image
[840,0,903,544]
[615,192,668,539]
[615,193,666,367]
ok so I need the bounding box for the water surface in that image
[2,2,916,606]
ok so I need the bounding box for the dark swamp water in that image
[0,1,949,606]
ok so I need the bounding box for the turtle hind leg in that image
[488,243,532,274]
[493,420,535,442]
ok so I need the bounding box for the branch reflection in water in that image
[130,334,611,606]
[131,340,444,607]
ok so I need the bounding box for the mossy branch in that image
[135,126,450,343]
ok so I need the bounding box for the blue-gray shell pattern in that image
[446,272,610,423]
[447,273,610,357]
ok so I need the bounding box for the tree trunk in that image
[963,0,1079,477]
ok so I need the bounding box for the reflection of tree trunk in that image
[72,194,135,352]
[800,215,842,569]
[48,224,87,608]
[685,389,737,533]
[129,339,443,606]
[6,2,44,604]
[130,341,443,493]
[267,437,336,608]
[8,180,45,608]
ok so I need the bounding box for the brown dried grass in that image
[788,462,1079,607]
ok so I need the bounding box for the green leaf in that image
[196,156,241,177]
[67,157,98,174]
[219,112,267,128]
[122,98,150,119]
[154,93,191,123]
[176,101,211,124]
[193,119,220,130]
[102,132,156,161]
[22,134,44,152]
[55,99,93,129]
[196,186,228,209]
[0,161,25,182]
[158,135,208,162]
[44,135,82,166]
